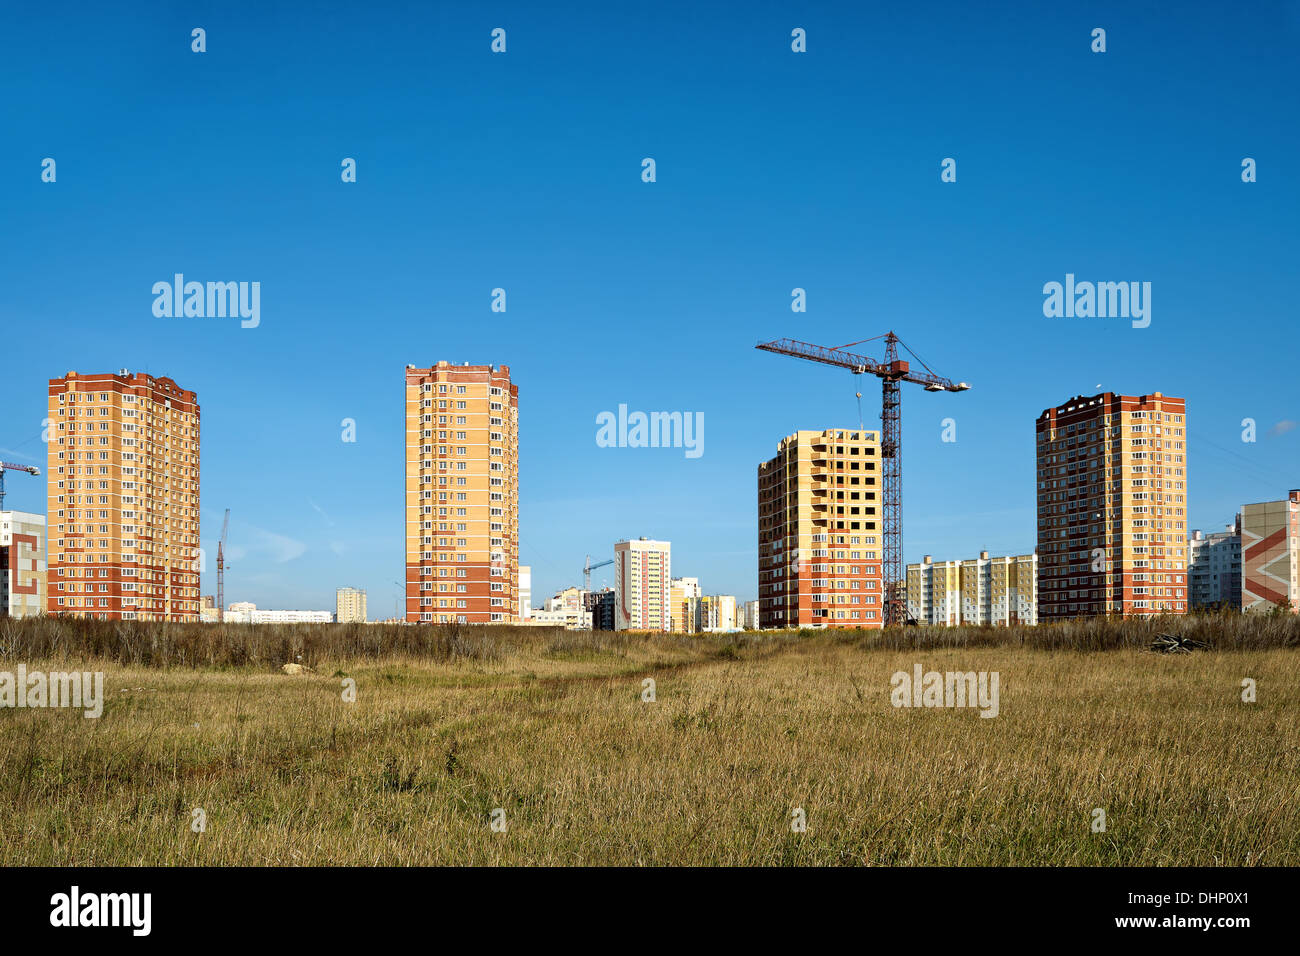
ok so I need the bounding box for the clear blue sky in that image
[2,1,1296,615]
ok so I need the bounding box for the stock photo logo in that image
[890,664,1000,718]
[151,275,260,328]
[49,886,150,936]
[0,666,104,718]
[595,404,704,459]
[1042,274,1151,328]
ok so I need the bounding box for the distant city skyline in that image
[2,2,1296,611]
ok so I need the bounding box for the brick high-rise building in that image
[1036,392,1187,619]
[1240,490,1300,613]
[404,362,519,624]
[757,429,884,629]
[47,371,201,621]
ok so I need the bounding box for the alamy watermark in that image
[152,274,260,328]
[596,404,703,459]
[1042,274,1150,328]
[890,663,999,718]
[1,666,104,718]
[50,886,150,936]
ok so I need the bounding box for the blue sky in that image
[2,1,1296,614]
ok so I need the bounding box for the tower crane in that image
[756,331,969,626]
[217,508,230,623]
[0,462,40,511]
[584,554,614,591]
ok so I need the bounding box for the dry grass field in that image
[1,614,1297,866]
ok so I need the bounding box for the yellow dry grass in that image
[1,631,1296,865]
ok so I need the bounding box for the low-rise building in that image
[224,602,335,624]
[525,606,592,629]
[0,511,47,618]
[669,576,701,632]
[1187,524,1242,610]
[543,586,588,628]
[1241,491,1300,613]
[681,594,740,633]
[199,595,220,623]
[907,551,1037,626]
[519,565,532,621]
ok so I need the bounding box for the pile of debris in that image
[1149,633,1209,654]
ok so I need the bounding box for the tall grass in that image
[852,608,1300,652]
[1,609,1294,670]
[0,626,1295,865]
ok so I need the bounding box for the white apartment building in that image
[519,565,532,620]
[697,593,739,632]
[669,576,701,632]
[336,586,367,623]
[525,606,592,629]
[1187,524,1242,609]
[224,602,334,624]
[907,551,1037,626]
[614,538,671,631]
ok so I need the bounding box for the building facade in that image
[1036,392,1187,619]
[1187,524,1242,610]
[1240,491,1300,613]
[669,576,701,632]
[404,362,519,624]
[907,557,961,625]
[614,538,671,631]
[757,429,884,629]
[47,371,201,621]
[697,594,739,631]
[336,586,367,623]
[907,552,1037,626]
[224,603,334,624]
[584,587,615,630]
[543,586,587,627]
[0,511,47,618]
[518,565,532,620]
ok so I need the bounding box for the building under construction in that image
[757,429,884,629]
[756,332,968,627]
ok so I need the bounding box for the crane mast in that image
[217,508,230,623]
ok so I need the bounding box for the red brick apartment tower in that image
[757,429,885,629]
[1036,392,1187,620]
[47,371,201,621]
[405,362,519,623]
